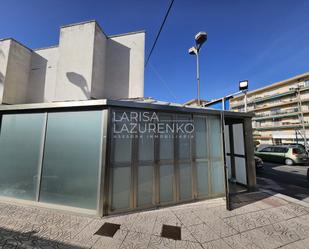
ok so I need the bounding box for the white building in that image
[230,73,309,145]
[0,20,255,216]
[0,20,145,104]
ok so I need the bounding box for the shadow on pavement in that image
[0,226,87,249]
[256,162,309,202]
[229,191,274,210]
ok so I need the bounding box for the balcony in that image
[252,108,309,121]
[231,85,309,109]
[252,97,309,112]
[254,122,309,131]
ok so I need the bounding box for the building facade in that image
[0,99,255,216]
[0,21,256,216]
[0,20,145,104]
[230,73,309,145]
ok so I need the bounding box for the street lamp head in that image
[195,32,207,46]
[239,80,249,91]
[188,46,197,55]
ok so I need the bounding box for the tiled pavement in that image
[1,192,309,249]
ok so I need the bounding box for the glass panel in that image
[196,161,209,197]
[111,166,131,210]
[159,115,174,160]
[235,157,247,185]
[112,111,132,163]
[208,116,225,195]
[195,117,207,158]
[211,161,225,194]
[40,111,102,209]
[138,122,154,161]
[160,164,174,203]
[233,124,245,155]
[209,116,222,158]
[137,165,154,206]
[179,163,192,200]
[178,116,191,160]
[0,113,45,200]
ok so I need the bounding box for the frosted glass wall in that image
[111,111,132,210]
[0,110,103,211]
[137,118,155,207]
[39,111,102,209]
[0,113,46,200]
[178,115,193,200]
[209,116,225,194]
[194,117,209,197]
[109,110,225,213]
[159,114,174,203]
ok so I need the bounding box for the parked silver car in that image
[255,145,309,165]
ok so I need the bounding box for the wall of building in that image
[230,73,309,145]
[29,47,59,102]
[54,22,96,101]
[0,21,145,104]
[0,39,11,103]
[91,25,107,99]
[2,40,32,104]
[104,32,145,99]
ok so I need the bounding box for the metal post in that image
[297,87,308,151]
[296,130,298,144]
[244,91,248,112]
[196,49,201,106]
[222,97,225,110]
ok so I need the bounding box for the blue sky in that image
[1,0,309,103]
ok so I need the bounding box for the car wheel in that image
[285,158,294,166]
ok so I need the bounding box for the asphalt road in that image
[256,161,309,203]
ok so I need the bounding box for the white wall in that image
[54,22,96,101]
[0,40,11,103]
[0,21,145,104]
[105,32,145,99]
[91,24,107,99]
[2,40,32,104]
[28,47,59,102]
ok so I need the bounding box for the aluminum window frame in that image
[106,108,226,215]
[0,108,106,216]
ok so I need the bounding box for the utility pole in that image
[189,32,207,106]
[244,91,248,112]
[239,80,249,112]
[196,50,200,106]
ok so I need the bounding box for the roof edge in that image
[108,30,146,38]
[0,38,33,52]
[60,20,108,38]
[34,45,59,51]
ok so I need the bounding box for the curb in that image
[260,188,309,209]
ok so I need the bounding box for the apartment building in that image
[230,72,309,145]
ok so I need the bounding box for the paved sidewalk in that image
[1,191,309,249]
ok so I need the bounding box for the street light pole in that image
[196,49,200,106]
[244,90,248,112]
[239,80,249,112]
[222,97,225,110]
[189,32,207,106]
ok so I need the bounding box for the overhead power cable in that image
[145,0,175,67]
[148,62,178,102]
